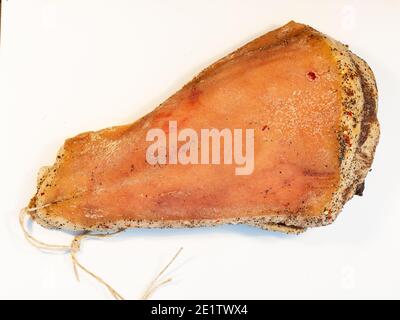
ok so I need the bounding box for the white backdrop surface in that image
[0,0,399,299]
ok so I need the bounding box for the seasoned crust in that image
[28,22,379,234]
[294,34,380,229]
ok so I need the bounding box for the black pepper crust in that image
[353,57,378,147]
[340,51,379,203]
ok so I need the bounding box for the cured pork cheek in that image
[29,21,379,233]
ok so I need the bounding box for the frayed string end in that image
[142,247,183,300]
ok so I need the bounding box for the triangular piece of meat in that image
[29,21,379,234]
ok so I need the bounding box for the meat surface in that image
[29,21,379,234]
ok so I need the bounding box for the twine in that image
[19,207,183,300]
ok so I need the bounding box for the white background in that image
[1,0,399,300]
